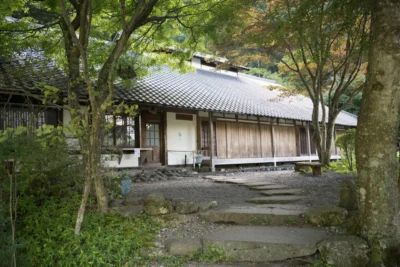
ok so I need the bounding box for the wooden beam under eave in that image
[209,112,215,172]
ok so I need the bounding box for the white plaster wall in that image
[167,112,197,165]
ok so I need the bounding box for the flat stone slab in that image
[247,196,304,204]
[202,204,308,225]
[166,238,202,256]
[241,182,276,187]
[249,184,289,190]
[202,226,330,262]
[259,189,305,196]
[213,179,250,184]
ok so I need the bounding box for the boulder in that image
[144,193,173,215]
[122,197,143,206]
[305,206,348,226]
[317,235,369,267]
[338,180,359,211]
[174,199,200,214]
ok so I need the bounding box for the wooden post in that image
[209,112,215,172]
[135,113,141,148]
[258,116,262,158]
[163,111,168,166]
[271,118,276,167]
[306,122,312,162]
[196,112,201,152]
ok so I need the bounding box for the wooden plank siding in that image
[214,121,275,159]
[274,125,297,157]
[216,121,227,158]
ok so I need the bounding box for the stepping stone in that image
[247,196,304,204]
[241,182,276,187]
[202,226,330,262]
[259,189,305,196]
[201,204,308,225]
[213,179,249,184]
[249,184,289,190]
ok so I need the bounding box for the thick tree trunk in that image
[355,0,400,264]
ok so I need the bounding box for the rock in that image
[317,235,370,267]
[198,201,218,212]
[122,197,143,206]
[174,199,200,214]
[305,206,348,226]
[338,180,359,211]
[145,192,165,204]
[165,238,201,256]
[113,205,144,217]
[109,199,124,208]
[202,226,329,262]
[144,193,173,215]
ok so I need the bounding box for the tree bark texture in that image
[355,0,400,264]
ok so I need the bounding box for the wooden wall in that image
[274,125,297,157]
[215,121,294,159]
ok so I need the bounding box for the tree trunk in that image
[355,0,400,264]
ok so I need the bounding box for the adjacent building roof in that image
[0,59,357,126]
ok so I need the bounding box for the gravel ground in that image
[131,170,355,209]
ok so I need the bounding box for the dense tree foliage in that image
[210,0,369,165]
[1,0,227,233]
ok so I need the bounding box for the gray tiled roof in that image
[117,67,357,126]
[0,60,357,126]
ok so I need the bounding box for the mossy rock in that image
[318,235,370,267]
[305,205,348,226]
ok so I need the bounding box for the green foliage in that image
[198,246,229,263]
[0,125,83,203]
[309,258,332,267]
[22,197,160,266]
[334,129,357,173]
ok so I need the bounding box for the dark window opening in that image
[104,115,135,147]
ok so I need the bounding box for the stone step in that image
[258,189,305,196]
[247,196,304,204]
[201,226,330,262]
[249,184,289,190]
[213,179,249,184]
[241,182,276,187]
[201,204,308,226]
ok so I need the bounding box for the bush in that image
[21,196,160,266]
[0,125,83,265]
[334,129,356,173]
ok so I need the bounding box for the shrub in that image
[334,129,356,173]
[21,196,160,266]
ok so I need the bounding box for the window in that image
[104,115,135,147]
[146,123,160,146]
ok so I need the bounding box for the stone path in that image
[165,175,333,265]
[201,204,307,225]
